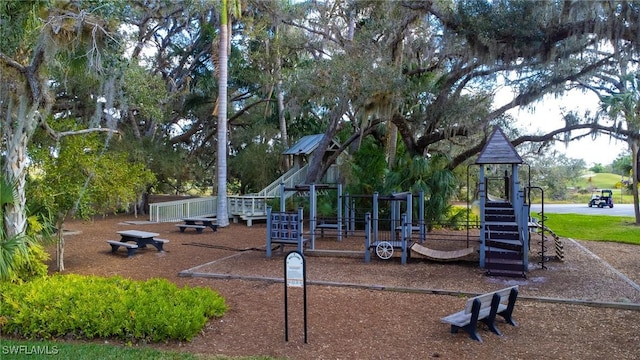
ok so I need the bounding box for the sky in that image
[505,90,628,166]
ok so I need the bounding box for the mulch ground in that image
[40,214,640,359]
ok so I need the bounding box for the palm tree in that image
[215,0,242,227]
[215,0,231,227]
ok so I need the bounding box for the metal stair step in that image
[486,233,520,241]
[485,221,518,226]
[485,247,522,257]
[486,215,515,220]
[485,202,512,207]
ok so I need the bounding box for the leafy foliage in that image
[343,140,457,227]
[522,151,586,200]
[0,177,50,283]
[343,139,388,196]
[612,153,633,177]
[384,153,457,227]
[0,275,228,342]
[29,128,156,220]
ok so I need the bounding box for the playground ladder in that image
[484,201,527,278]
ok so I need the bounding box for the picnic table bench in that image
[106,240,138,257]
[177,217,218,233]
[441,285,518,342]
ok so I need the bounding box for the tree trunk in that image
[306,101,349,183]
[56,218,65,272]
[277,77,289,168]
[387,123,398,169]
[2,102,40,238]
[275,26,290,169]
[631,140,640,224]
[216,1,230,227]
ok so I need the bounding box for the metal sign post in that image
[284,250,308,343]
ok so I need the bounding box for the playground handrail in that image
[257,164,306,197]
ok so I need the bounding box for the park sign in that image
[284,251,308,343]
[285,251,305,287]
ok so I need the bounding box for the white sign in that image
[286,252,304,288]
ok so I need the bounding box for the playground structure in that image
[265,184,480,265]
[472,128,564,277]
[150,129,563,276]
[263,127,565,278]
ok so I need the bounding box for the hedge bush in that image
[0,274,227,342]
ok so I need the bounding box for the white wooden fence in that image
[149,163,339,225]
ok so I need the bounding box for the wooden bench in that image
[441,285,518,342]
[106,240,139,257]
[176,224,207,233]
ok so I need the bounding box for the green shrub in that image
[0,274,227,342]
[5,243,49,283]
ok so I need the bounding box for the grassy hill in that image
[576,172,625,190]
[568,172,634,204]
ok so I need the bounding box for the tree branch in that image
[0,52,26,72]
[40,120,121,141]
[449,122,636,169]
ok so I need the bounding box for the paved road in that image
[530,203,635,217]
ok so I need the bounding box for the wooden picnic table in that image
[116,230,168,251]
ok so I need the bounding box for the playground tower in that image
[475,128,530,278]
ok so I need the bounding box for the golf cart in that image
[588,189,614,208]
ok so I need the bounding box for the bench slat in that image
[176,224,207,233]
[106,240,139,257]
[441,303,507,327]
[106,240,138,248]
[463,286,516,313]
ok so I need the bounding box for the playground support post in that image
[310,184,316,250]
[401,213,408,265]
[417,191,425,243]
[479,166,486,268]
[364,212,371,263]
[373,192,379,243]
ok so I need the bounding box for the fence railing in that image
[149,197,217,223]
[228,195,273,218]
[148,163,338,224]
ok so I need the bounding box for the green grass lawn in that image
[537,213,640,244]
[0,339,197,360]
[0,339,274,360]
